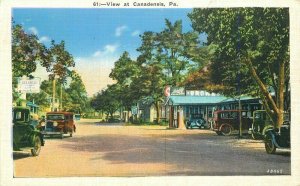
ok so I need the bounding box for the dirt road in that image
[14,119,290,177]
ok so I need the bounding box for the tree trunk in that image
[245,58,285,128]
[276,61,285,128]
[154,101,161,124]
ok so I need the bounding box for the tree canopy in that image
[188,8,290,127]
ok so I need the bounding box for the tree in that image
[12,24,48,102]
[64,71,89,113]
[12,24,46,77]
[131,63,165,123]
[47,40,75,81]
[137,20,201,86]
[90,84,121,119]
[188,8,289,128]
[109,52,140,120]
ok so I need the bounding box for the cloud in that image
[93,44,119,57]
[39,36,51,43]
[28,27,38,35]
[115,25,127,37]
[131,30,140,37]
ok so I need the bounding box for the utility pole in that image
[237,12,243,138]
[60,83,63,111]
[52,77,56,112]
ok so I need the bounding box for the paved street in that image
[14,119,290,177]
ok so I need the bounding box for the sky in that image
[12,8,195,96]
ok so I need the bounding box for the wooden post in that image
[169,106,174,128]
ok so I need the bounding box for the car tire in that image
[216,131,222,136]
[220,124,232,136]
[251,125,261,140]
[60,133,63,139]
[265,134,276,154]
[31,136,41,156]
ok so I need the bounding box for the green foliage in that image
[64,71,89,113]
[137,19,202,86]
[90,84,121,118]
[47,40,75,81]
[189,8,289,127]
[12,24,44,77]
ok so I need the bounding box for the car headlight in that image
[53,121,58,127]
[40,122,45,127]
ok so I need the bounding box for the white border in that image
[1,0,300,186]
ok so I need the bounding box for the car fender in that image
[29,131,45,147]
[262,125,274,136]
[264,130,281,148]
[218,123,233,131]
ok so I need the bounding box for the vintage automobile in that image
[74,114,81,120]
[40,112,76,139]
[186,114,207,129]
[249,110,273,140]
[212,110,252,136]
[13,107,45,156]
[264,120,290,154]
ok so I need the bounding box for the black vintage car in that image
[13,107,45,156]
[264,121,290,154]
[186,114,207,129]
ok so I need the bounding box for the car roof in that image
[214,110,247,113]
[47,112,74,115]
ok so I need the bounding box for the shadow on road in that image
[13,152,31,160]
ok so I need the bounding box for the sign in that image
[131,106,138,115]
[164,86,171,97]
[171,87,185,96]
[18,78,40,93]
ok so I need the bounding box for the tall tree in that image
[47,40,75,81]
[12,24,47,77]
[64,71,89,113]
[137,20,201,86]
[90,84,121,119]
[189,8,289,128]
[109,51,140,120]
[12,24,49,102]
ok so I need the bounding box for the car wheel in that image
[216,131,222,136]
[251,125,261,139]
[60,133,63,139]
[31,136,41,156]
[265,134,276,154]
[220,124,232,136]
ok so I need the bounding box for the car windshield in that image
[47,114,64,120]
[13,111,29,122]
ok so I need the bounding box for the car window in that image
[14,111,29,122]
[47,114,64,120]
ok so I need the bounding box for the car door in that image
[13,110,31,148]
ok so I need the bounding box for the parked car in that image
[39,112,76,139]
[248,110,273,139]
[186,114,207,129]
[13,107,45,156]
[264,120,290,154]
[212,110,251,136]
[74,114,81,120]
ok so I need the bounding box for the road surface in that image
[14,119,290,177]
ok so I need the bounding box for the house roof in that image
[168,95,227,105]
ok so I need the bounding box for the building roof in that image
[168,95,258,106]
[168,95,227,106]
[26,101,39,108]
[220,96,259,103]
